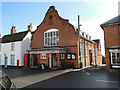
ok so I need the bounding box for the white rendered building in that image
[0,24,32,66]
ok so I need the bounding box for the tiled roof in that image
[2,31,28,43]
[101,15,120,26]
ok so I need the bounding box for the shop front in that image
[107,46,120,68]
[27,47,70,68]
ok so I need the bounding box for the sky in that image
[1,0,120,56]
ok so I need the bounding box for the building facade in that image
[27,6,102,69]
[0,24,32,67]
[101,15,120,69]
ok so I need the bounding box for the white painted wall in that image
[0,31,32,66]
[0,41,22,66]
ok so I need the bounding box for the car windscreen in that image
[1,76,12,89]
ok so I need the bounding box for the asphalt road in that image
[20,66,120,88]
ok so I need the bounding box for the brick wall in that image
[102,24,119,69]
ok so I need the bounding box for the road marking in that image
[96,80,119,84]
[86,72,90,75]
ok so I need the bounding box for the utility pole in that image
[78,15,82,68]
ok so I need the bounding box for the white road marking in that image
[86,72,90,75]
[96,80,119,84]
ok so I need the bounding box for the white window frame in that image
[44,29,59,47]
[10,54,15,65]
[11,43,15,51]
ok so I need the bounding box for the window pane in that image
[56,31,59,36]
[50,32,52,37]
[45,33,47,37]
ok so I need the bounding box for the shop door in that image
[32,54,38,66]
[51,53,57,68]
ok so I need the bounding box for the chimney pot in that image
[11,26,16,34]
[28,23,32,32]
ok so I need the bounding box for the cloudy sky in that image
[1,0,120,56]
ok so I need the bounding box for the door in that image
[51,53,57,68]
[32,54,38,66]
[89,51,92,65]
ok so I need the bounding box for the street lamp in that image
[78,15,82,68]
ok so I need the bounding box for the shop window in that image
[44,29,59,46]
[67,53,76,60]
[41,53,47,59]
[60,53,65,60]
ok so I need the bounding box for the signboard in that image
[67,53,76,60]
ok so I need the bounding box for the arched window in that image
[44,29,59,46]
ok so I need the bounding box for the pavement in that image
[2,65,120,89]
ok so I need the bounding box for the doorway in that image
[51,53,58,68]
[89,51,92,65]
[32,54,38,66]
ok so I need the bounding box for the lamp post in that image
[78,15,82,68]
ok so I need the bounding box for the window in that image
[67,53,76,60]
[60,53,65,60]
[85,44,88,57]
[0,44,1,51]
[41,53,47,59]
[10,54,15,65]
[11,43,15,51]
[0,55,1,64]
[93,46,95,56]
[80,42,83,57]
[89,44,91,50]
[44,29,59,46]
[95,47,97,56]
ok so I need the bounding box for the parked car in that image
[0,71,16,90]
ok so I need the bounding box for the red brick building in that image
[101,15,120,69]
[25,6,102,69]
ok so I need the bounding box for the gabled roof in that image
[101,15,120,26]
[2,31,29,43]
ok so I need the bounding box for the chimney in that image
[11,26,16,34]
[28,23,32,32]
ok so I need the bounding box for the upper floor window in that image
[11,43,15,51]
[44,29,59,46]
